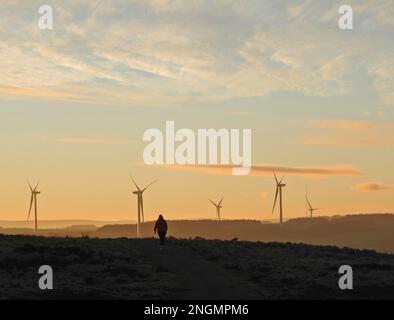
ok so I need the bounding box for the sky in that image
[0,0,394,222]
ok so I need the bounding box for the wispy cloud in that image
[0,1,393,105]
[161,164,364,178]
[229,110,256,117]
[352,181,393,192]
[0,86,82,100]
[304,120,394,147]
[56,138,129,145]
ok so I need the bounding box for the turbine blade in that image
[272,186,279,214]
[218,197,224,206]
[305,185,309,215]
[209,199,217,207]
[279,176,284,184]
[27,180,33,192]
[142,179,158,192]
[27,194,34,221]
[273,171,279,184]
[34,181,39,191]
[306,196,313,210]
[130,175,141,191]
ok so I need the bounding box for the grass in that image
[0,234,393,300]
[176,239,394,299]
[0,235,174,300]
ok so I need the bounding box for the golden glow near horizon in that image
[1,1,393,222]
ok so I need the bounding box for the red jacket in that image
[154,217,168,234]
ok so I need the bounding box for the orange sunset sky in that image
[1,0,393,222]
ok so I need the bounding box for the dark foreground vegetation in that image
[0,235,393,300]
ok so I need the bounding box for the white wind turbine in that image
[27,181,40,232]
[272,172,286,225]
[209,197,224,221]
[130,176,158,238]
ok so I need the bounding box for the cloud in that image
[0,1,393,105]
[0,86,81,100]
[56,138,129,145]
[352,181,393,192]
[368,55,394,106]
[160,163,364,178]
[229,110,255,117]
[304,120,394,147]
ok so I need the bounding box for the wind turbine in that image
[27,181,40,232]
[130,176,158,238]
[305,186,319,218]
[209,197,224,221]
[272,172,286,225]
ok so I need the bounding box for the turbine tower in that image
[306,186,319,217]
[130,176,157,238]
[27,181,40,232]
[209,197,224,221]
[272,172,286,225]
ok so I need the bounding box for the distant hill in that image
[96,219,262,238]
[0,220,134,229]
[1,214,394,253]
[95,214,394,253]
[63,225,98,232]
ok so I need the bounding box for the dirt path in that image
[140,239,263,299]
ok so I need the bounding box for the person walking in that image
[154,214,168,248]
